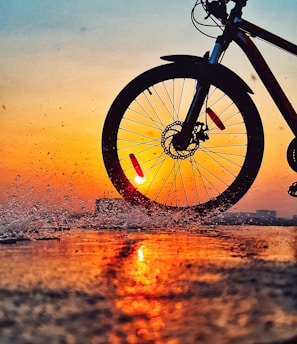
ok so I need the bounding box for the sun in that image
[134,175,146,185]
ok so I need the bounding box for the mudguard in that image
[161,54,253,94]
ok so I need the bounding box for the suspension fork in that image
[173,40,225,151]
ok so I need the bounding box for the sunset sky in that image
[1,0,297,217]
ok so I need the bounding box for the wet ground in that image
[0,225,297,344]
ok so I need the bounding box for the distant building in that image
[255,210,277,219]
[212,209,297,226]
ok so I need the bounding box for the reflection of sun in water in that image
[134,175,146,185]
[138,245,145,262]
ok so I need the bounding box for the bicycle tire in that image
[287,137,297,172]
[102,61,264,216]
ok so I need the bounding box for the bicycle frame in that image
[234,19,297,136]
[180,11,297,148]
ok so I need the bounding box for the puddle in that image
[0,227,297,343]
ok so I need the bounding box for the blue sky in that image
[1,1,296,38]
[1,1,296,73]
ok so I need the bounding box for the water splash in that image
[0,199,208,242]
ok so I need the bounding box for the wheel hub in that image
[161,121,209,159]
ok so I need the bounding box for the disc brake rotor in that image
[288,182,297,198]
[161,121,208,159]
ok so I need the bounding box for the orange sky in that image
[1,1,297,217]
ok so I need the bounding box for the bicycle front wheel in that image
[102,62,264,216]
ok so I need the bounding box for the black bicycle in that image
[102,0,297,216]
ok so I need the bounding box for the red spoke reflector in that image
[206,107,225,130]
[129,153,144,178]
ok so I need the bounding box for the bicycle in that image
[102,0,297,217]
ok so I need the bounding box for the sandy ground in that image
[0,225,297,344]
